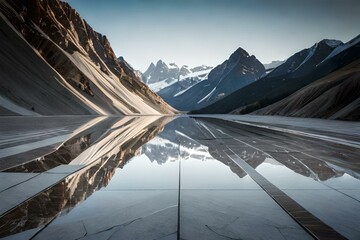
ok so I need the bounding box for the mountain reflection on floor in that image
[0,116,172,237]
[0,116,359,239]
[151,117,359,182]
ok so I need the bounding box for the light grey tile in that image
[33,221,86,240]
[108,205,177,240]
[0,173,68,215]
[0,172,39,192]
[180,190,312,240]
[1,227,41,240]
[45,165,84,174]
[48,190,177,237]
[284,189,360,239]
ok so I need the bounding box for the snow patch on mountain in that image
[263,60,285,70]
[322,36,360,62]
[197,87,217,104]
[148,78,178,92]
[179,68,212,81]
[293,43,318,72]
[143,60,213,94]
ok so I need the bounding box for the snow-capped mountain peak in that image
[143,60,213,93]
[322,34,360,63]
[156,60,168,68]
[168,63,179,69]
[323,39,343,48]
[268,38,344,77]
[160,47,265,111]
[144,62,156,76]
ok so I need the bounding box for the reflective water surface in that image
[0,116,359,239]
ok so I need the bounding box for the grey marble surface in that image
[285,189,360,239]
[0,172,39,192]
[180,190,312,240]
[1,116,359,239]
[0,172,69,215]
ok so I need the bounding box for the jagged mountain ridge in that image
[267,39,343,78]
[143,60,213,92]
[117,56,143,82]
[193,36,360,120]
[0,0,173,115]
[164,47,265,111]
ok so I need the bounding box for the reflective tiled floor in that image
[0,116,359,239]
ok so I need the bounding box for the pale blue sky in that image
[66,0,360,71]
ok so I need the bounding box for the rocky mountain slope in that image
[117,56,143,81]
[0,0,173,115]
[253,59,360,120]
[193,36,360,120]
[166,48,265,111]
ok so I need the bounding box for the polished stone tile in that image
[33,221,87,240]
[35,190,177,240]
[77,230,115,240]
[180,190,312,240]
[1,116,359,239]
[224,152,346,239]
[0,172,39,192]
[107,206,177,240]
[284,189,360,239]
[0,172,68,215]
[181,157,261,190]
[156,233,177,240]
[322,173,360,190]
[45,164,84,174]
[102,155,179,191]
[0,134,71,159]
[339,189,360,201]
[255,160,331,190]
[1,228,41,240]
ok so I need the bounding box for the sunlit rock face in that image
[0,0,174,115]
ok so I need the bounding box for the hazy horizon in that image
[65,0,360,72]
